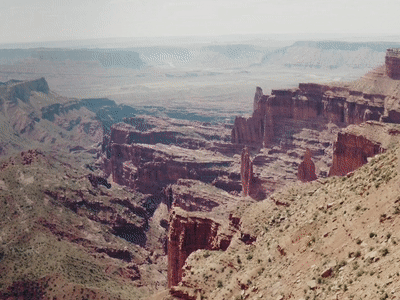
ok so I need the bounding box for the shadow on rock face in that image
[113,225,147,247]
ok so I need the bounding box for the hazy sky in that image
[1,0,399,44]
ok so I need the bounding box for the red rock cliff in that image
[328,121,400,176]
[386,48,400,79]
[106,141,234,192]
[232,84,387,146]
[167,208,232,287]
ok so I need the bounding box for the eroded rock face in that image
[329,129,383,176]
[297,148,317,182]
[102,124,236,193]
[385,48,400,79]
[167,208,232,287]
[232,84,388,146]
[241,147,253,196]
[328,121,400,176]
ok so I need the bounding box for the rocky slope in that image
[153,122,400,300]
[0,148,169,299]
[146,51,400,300]
[0,78,102,156]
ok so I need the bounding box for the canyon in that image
[1,46,400,300]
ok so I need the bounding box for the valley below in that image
[1,38,400,299]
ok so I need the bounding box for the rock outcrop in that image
[163,179,236,212]
[107,142,235,193]
[240,147,253,196]
[297,148,317,182]
[163,179,250,289]
[232,85,388,146]
[102,116,232,157]
[0,78,103,156]
[328,121,400,176]
[0,77,49,103]
[385,48,400,79]
[99,119,241,194]
[167,207,232,287]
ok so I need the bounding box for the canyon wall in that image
[167,208,232,287]
[100,119,240,193]
[232,85,386,146]
[163,179,245,288]
[328,121,400,176]
[107,142,234,193]
[233,50,400,148]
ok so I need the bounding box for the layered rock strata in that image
[329,121,400,176]
[105,142,235,193]
[232,85,388,146]
[99,119,241,194]
[167,207,232,287]
[164,179,250,289]
[102,116,233,157]
[385,48,400,79]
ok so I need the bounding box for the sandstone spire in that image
[385,48,400,79]
[297,148,317,182]
[241,147,253,196]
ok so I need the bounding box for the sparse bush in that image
[381,248,389,256]
[338,260,347,268]
[246,254,253,260]
[380,293,389,300]
[370,232,377,238]
[356,239,362,245]
[217,280,223,288]
[355,205,361,211]
[355,250,361,258]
